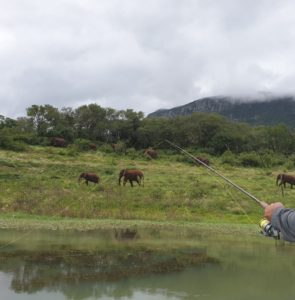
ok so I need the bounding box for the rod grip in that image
[260,201,268,209]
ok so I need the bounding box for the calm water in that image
[0,227,295,300]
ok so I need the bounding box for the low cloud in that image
[1,0,295,118]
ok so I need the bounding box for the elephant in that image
[276,173,295,189]
[50,137,67,147]
[89,143,97,151]
[195,156,210,166]
[119,169,144,187]
[111,143,126,153]
[144,148,158,159]
[78,172,100,185]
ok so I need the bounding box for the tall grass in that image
[0,147,293,223]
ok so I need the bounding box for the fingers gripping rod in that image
[164,140,268,209]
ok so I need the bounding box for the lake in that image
[0,225,294,300]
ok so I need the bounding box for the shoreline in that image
[0,214,259,236]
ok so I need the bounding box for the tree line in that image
[1,103,295,155]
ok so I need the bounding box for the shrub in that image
[284,160,294,171]
[66,148,79,157]
[260,152,285,167]
[125,148,138,159]
[99,144,114,153]
[175,154,192,164]
[13,133,42,145]
[286,154,295,167]
[238,152,261,167]
[220,150,238,166]
[0,135,27,151]
[74,139,92,151]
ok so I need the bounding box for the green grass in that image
[0,146,292,226]
[0,213,259,238]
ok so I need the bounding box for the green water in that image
[0,227,294,300]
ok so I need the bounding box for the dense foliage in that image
[1,103,295,155]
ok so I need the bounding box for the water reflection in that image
[114,228,138,240]
[2,247,216,293]
[1,228,295,300]
[0,228,218,299]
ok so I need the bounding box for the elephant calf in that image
[78,172,100,185]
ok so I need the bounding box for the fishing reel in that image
[259,219,280,240]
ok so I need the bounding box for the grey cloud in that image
[1,0,295,118]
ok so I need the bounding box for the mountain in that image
[147,96,295,127]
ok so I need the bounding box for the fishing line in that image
[218,179,256,224]
[152,139,262,221]
[190,164,256,224]
[164,139,268,209]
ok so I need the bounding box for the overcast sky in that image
[1,0,295,118]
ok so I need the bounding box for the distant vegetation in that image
[1,103,295,158]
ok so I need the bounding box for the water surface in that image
[0,227,294,300]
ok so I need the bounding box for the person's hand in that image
[264,202,284,221]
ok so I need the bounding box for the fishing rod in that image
[164,139,268,208]
[164,139,280,239]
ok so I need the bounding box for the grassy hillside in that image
[0,146,293,224]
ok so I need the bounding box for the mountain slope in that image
[148,96,295,127]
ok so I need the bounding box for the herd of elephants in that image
[77,150,153,187]
[51,136,159,187]
[50,137,295,189]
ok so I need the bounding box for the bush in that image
[284,160,294,171]
[73,139,92,151]
[0,135,27,151]
[125,148,138,159]
[65,148,79,157]
[13,133,42,145]
[220,150,238,166]
[238,152,261,167]
[99,144,114,153]
[175,154,192,164]
[258,151,286,168]
[286,154,295,167]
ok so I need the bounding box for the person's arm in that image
[264,202,295,242]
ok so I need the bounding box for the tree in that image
[74,104,107,141]
[26,105,61,136]
[114,109,144,147]
[0,115,17,129]
[264,124,295,154]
